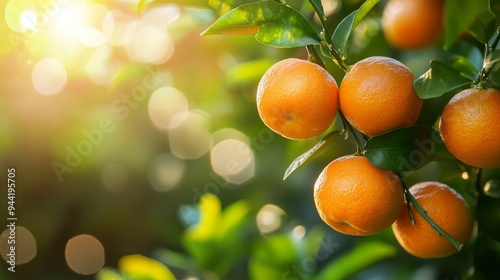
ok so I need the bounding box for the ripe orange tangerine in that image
[314,155,404,236]
[439,87,500,169]
[339,56,423,137]
[382,0,444,49]
[257,58,339,140]
[392,181,473,258]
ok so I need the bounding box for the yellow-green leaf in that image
[118,254,176,280]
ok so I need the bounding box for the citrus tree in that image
[98,0,500,279]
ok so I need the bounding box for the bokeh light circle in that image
[32,57,67,95]
[65,234,105,275]
[169,111,211,159]
[148,86,188,130]
[256,204,287,234]
[148,153,186,192]
[0,226,37,265]
[211,138,255,184]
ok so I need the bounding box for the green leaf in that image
[467,10,497,44]
[201,1,321,48]
[219,200,251,238]
[307,0,325,20]
[450,55,480,79]
[96,268,125,280]
[364,126,436,171]
[315,241,397,280]
[184,194,221,240]
[249,234,299,280]
[119,254,177,280]
[331,0,380,58]
[413,60,472,99]
[153,249,199,273]
[444,0,490,48]
[283,130,341,180]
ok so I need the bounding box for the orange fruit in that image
[314,155,404,236]
[382,0,444,49]
[339,56,423,137]
[439,88,500,169]
[256,58,339,140]
[392,181,473,258]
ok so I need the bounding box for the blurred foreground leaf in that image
[444,0,490,48]
[315,241,397,280]
[153,249,200,276]
[96,268,125,280]
[182,194,252,277]
[185,193,221,239]
[364,126,435,171]
[118,254,176,280]
[249,234,299,280]
[201,1,321,48]
[467,9,497,44]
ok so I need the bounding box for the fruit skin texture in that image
[392,181,473,259]
[382,0,444,49]
[439,88,500,169]
[314,155,404,236]
[257,58,339,140]
[339,56,423,137]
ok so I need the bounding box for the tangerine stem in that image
[306,45,326,69]
[487,26,500,56]
[397,173,464,252]
[338,109,364,154]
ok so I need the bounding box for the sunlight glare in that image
[75,4,109,47]
[140,5,181,29]
[86,45,116,85]
[126,24,174,64]
[102,9,136,46]
[20,10,37,31]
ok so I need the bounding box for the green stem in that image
[487,26,500,56]
[339,109,364,154]
[397,173,464,252]
[307,0,349,72]
[306,45,326,69]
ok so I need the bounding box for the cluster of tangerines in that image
[255,0,500,257]
[255,0,500,259]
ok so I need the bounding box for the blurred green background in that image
[0,0,499,279]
